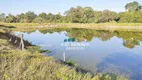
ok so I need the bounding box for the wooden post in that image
[19,36,21,49]
[63,52,66,62]
[19,34,24,51]
[21,34,24,51]
[9,37,12,42]
[14,37,17,43]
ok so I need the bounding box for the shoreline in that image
[0,29,128,80]
[0,29,95,75]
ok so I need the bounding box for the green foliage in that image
[16,13,25,23]
[94,10,117,23]
[24,11,37,23]
[46,13,56,23]
[32,17,43,23]
[44,50,51,53]
[65,6,95,23]
[65,6,84,23]
[5,14,16,23]
[0,1,142,23]
[118,11,142,23]
[116,1,142,23]
[0,13,5,22]
[125,1,141,12]
[35,12,48,23]
[65,60,77,66]
[38,12,47,20]
[41,49,51,54]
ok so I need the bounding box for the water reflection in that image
[15,28,142,80]
[97,52,142,80]
[123,39,140,49]
[37,28,142,49]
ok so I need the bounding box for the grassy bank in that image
[0,30,128,80]
[1,22,142,32]
[0,50,127,80]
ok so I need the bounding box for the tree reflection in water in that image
[37,28,142,49]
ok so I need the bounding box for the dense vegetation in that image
[0,1,142,23]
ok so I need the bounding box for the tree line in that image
[0,1,142,23]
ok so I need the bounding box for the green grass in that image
[0,50,128,80]
[65,60,78,66]
[43,50,51,53]
[0,30,16,52]
[27,46,41,54]
[27,46,51,54]
[0,39,13,51]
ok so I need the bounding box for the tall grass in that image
[0,50,128,80]
[1,22,142,32]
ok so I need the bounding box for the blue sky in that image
[0,0,142,15]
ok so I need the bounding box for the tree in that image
[94,10,117,23]
[16,13,25,23]
[0,13,5,22]
[94,11,103,23]
[65,6,84,23]
[0,1,142,23]
[59,16,67,23]
[102,10,117,22]
[125,1,141,12]
[38,12,47,23]
[135,10,142,23]
[38,12,47,19]
[32,17,43,23]
[117,11,142,23]
[5,14,16,23]
[24,11,37,23]
[65,6,95,23]
[46,13,56,23]
[82,7,95,23]
[54,13,62,23]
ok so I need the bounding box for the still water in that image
[16,28,142,80]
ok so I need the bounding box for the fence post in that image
[21,34,24,51]
[14,37,17,43]
[9,37,12,42]
[63,52,66,62]
[19,34,24,51]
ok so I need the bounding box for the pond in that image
[15,28,142,80]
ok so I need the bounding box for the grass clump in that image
[27,46,51,54]
[44,50,51,53]
[41,49,51,54]
[65,60,78,66]
[27,46,41,54]
[0,39,16,53]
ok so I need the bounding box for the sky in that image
[0,0,142,15]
